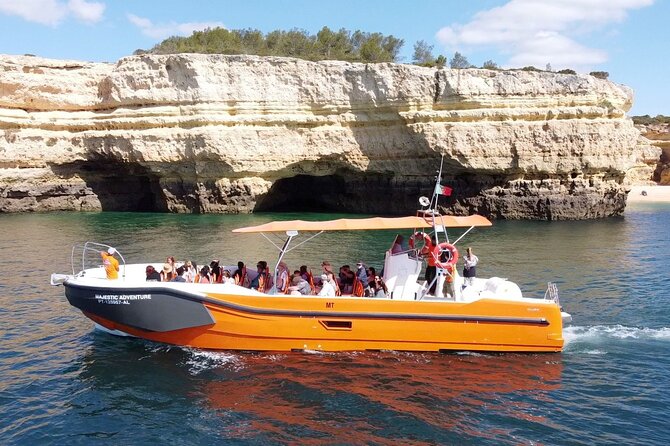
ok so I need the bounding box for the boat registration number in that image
[94,294,152,305]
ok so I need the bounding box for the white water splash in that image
[182,348,244,375]
[564,325,670,347]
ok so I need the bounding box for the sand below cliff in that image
[627,186,670,203]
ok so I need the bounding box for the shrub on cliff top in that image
[144,26,404,63]
[557,69,577,75]
[589,71,609,80]
[412,40,434,65]
[632,115,670,125]
[450,51,472,69]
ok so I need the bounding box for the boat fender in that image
[408,231,431,250]
[433,242,459,269]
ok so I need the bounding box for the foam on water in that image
[182,348,244,375]
[564,325,670,348]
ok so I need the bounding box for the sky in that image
[0,0,666,115]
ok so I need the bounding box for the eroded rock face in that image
[0,53,655,218]
[635,123,670,185]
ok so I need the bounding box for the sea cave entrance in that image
[254,173,420,214]
[254,174,354,212]
[66,160,167,212]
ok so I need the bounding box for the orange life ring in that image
[409,231,431,250]
[432,242,459,269]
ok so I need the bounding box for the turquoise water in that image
[1,203,669,444]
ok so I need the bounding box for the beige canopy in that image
[232,215,492,233]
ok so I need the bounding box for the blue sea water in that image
[1,203,669,445]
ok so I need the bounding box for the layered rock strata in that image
[0,53,651,218]
[635,123,670,185]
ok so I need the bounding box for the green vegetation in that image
[589,71,609,80]
[140,26,404,63]
[481,60,499,70]
[449,51,472,69]
[411,40,447,68]
[412,40,434,65]
[632,115,670,125]
[558,69,577,75]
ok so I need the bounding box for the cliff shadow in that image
[254,167,401,214]
[51,159,168,212]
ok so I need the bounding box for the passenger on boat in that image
[321,261,334,275]
[183,261,197,283]
[318,273,336,297]
[391,234,406,254]
[443,264,457,299]
[366,267,377,285]
[233,261,250,287]
[421,237,437,293]
[250,261,272,292]
[221,270,232,284]
[462,247,479,287]
[171,266,186,282]
[288,275,311,296]
[355,261,368,289]
[369,276,388,298]
[338,265,355,294]
[210,260,222,283]
[160,263,175,282]
[166,256,176,271]
[145,265,160,281]
[197,265,211,284]
[276,262,290,294]
[100,248,119,280]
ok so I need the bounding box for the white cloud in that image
[0,0,67,26]
[67,0,105,23]
[0,0,104,26]
[127,13,224,40]
[436,0,654,70]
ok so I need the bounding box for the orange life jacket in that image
[352,277,365,297]
[306,271,315,295]
[235,268,247,286]
[279,270,290,294]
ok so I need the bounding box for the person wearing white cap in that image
[318,273,336,297]
[100,247,119,279]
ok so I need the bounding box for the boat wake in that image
[564,325,670,353]
[182,348,244,375]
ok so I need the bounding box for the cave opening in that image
[254,174,354,212]
[64,160,167,212]
[254,172,425,215]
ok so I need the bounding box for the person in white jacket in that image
[462,247,479,287]
[318,273,336,297]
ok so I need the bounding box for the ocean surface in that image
[1,203,669,445]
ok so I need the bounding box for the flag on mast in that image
[434,184,452,196]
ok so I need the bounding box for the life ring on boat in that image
[409,231,431,250]
[433,242,459,269]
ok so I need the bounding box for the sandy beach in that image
[627,185,670,203]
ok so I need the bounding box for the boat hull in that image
[65,281,565,353]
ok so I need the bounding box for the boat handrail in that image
[544,282,560,304]
[71,241,127,279]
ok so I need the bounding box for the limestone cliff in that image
[0,53,654,219]
[635,123,670,185]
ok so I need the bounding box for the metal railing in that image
[70,241,126,279]
[544,282,560,304]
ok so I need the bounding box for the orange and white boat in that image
[51,167,571,353]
